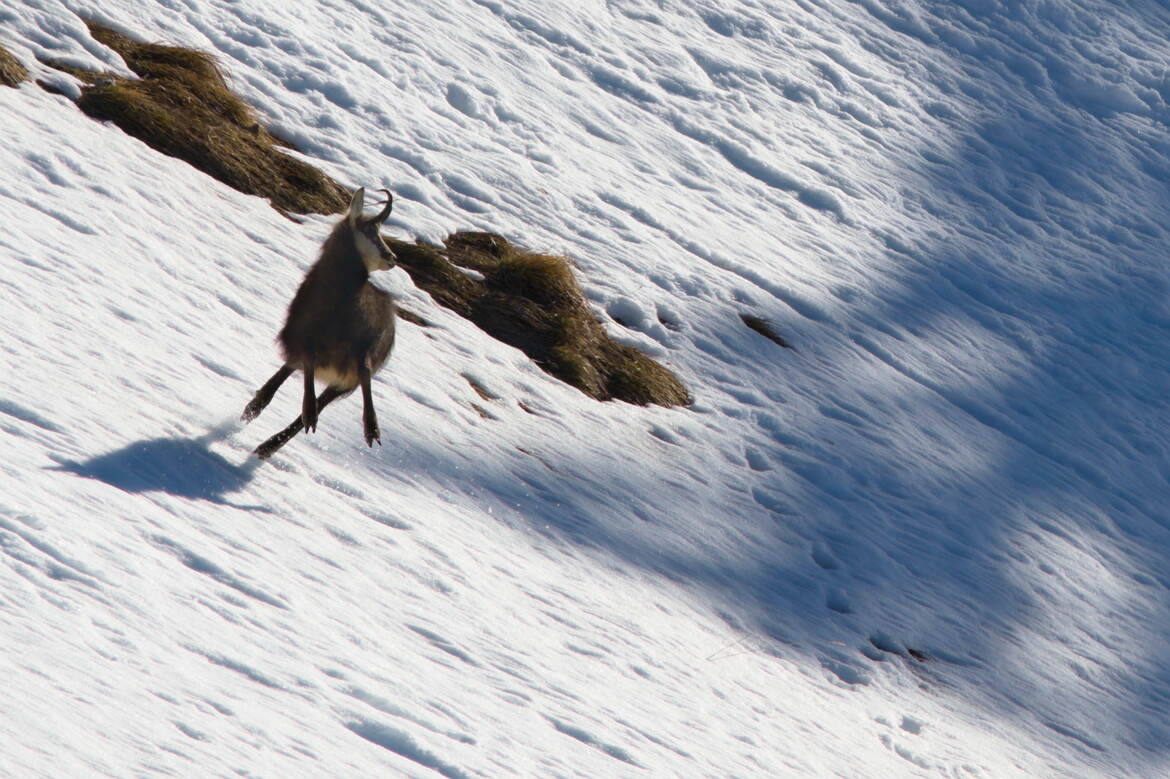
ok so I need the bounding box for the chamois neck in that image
[317,222,371,285]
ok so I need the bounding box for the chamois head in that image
[347,187,397,273]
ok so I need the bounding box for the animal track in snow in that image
[655,303,682,330]
[445,82,483,119]
[878,732,931,770]
[820,653,871,687]
[607,296,646,328]
[876,716,931,770]
[744,446,771,471]
[825,588,854,614]
[811,542,840,570]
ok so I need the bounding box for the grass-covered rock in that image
[741,313,792,349]
[391,232,691,407]
[65,22,349,215]
[0,44,29,87]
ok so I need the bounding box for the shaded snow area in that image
[2,0,1170,775]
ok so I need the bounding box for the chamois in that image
[242,187,398,459]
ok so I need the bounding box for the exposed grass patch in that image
[492,251,581,305]
[57,21,348,215]
[394,306,428,327]
[464,375,501,402]
[390,232,691,407]
[741,313,792,348]
[0,44,29,87]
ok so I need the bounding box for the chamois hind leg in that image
[358,361,380,447]
[242,364,294,422]
[254,385,350,460]
[302,362,318,433]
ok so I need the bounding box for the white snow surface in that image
[2,0,1170,776]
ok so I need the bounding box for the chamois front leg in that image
[358,361,380,447]
[242,364,294,423]
[254,385,349,460]
[302,362,318,433]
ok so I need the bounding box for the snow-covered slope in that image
[2,0,1170,775]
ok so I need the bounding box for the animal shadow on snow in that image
[51,427,265,509]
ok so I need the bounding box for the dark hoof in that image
[242,400,262,423]
[302,395,318,433]
[364,424,381,447]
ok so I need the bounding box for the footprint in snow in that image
[825,588,855,614]
[876,716,931,770]
[445,82,483,120]
[821,655,871,687]
[811,542,841,570]
[878,732,932,770]
[901,716,924,735]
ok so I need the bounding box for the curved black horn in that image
[374,188,394,222]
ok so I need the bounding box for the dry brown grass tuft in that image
[390,231,691,407]
[492,250,581,305]
[65,22,349,215]
[0,44,29,88]
[741,313,792,348]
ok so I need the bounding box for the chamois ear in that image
[347,187,366,226]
